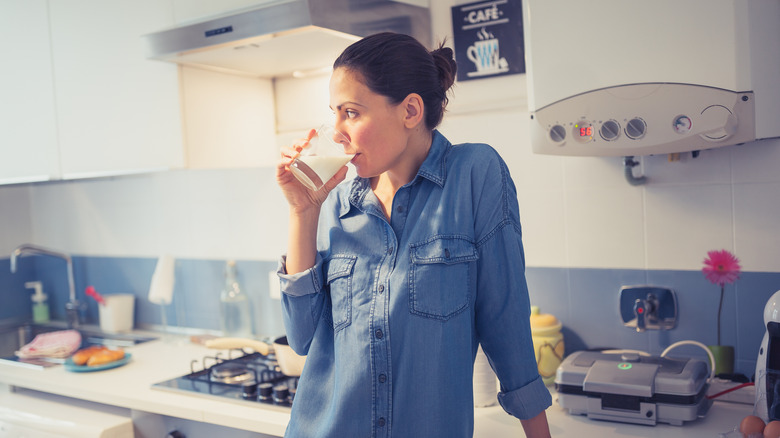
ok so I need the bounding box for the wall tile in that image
[565,187,645,269]
[641,146,732,185]
[732,137,780,184]
[734,182,780,272]
[517,189,567,267]
[565,268,650,353]
[645,184,734,270]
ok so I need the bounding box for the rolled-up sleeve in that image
[277,255,326,355]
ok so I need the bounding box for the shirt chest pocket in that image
[409,236,477,320]
[325,255,357,332]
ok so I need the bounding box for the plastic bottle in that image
[26,281,50,324]
[219,260,252,337]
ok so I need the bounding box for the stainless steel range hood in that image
[143,0,431,78]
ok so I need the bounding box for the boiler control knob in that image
[599,120,621,141]
[700,105,737,142]
[625,118,646,140]
[549,124,566,144]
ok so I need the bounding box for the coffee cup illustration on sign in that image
[466,28,509,77]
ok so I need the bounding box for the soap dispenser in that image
[26,281,50,324]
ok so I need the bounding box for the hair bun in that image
[431,45,457,93]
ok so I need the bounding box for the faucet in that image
[10,244,81,328]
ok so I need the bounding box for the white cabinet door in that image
[48,0,184,179]
[0,0,60,184]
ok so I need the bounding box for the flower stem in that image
[717,285,724,346]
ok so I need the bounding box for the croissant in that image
[71,346,107,366]
[86,348,125,366]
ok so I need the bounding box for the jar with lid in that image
[530,305,564,385]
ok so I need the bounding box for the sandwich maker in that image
[554,350,712,426]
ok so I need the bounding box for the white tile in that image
[642,146,731,185]
[565,187,645,269]
[563,155,631,190]
[734,182,780,272]
[732,137,780,184]
[645,184,734,270]
[517,189,567,267]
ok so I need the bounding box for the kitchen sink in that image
[0,320,157,359]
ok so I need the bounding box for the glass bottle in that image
[219,260,252,337]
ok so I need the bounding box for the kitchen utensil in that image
[85,286,106,306]
[203,337,270,356]
[273,336,307,377]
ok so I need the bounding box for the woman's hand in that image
[276,128,349,213]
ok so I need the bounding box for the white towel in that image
[148,254,175,305]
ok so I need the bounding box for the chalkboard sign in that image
[451,0,524,81]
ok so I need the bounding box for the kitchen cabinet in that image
[48,0,185,179]
[0,0,61,184]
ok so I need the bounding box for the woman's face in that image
[329,67,408,179]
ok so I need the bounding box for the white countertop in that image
[0,334,755,437]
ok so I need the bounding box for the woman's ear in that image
[401,93,425,129]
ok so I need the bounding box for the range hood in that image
[143,0,431,78]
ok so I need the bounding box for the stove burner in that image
[152,351,299,408]
[210,363,255,385]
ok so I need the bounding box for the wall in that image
[1,1,779,377]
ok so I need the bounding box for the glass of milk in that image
[290,125,354,191]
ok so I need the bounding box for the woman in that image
[276,32,552,438]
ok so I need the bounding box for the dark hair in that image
[333,32,457,130]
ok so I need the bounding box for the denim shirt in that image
[278,131,551,438]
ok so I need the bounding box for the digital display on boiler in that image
[573,121,594,143]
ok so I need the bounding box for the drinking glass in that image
[290,125,353,191]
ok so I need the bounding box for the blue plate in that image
[64,353,132,372]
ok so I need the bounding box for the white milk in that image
[291,155,354,190]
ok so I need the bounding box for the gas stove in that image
[151,350,298,408]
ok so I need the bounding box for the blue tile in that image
[3,255,779,378]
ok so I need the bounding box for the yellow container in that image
[530,306,564,385]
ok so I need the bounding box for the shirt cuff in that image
[497,376,553,420]
[276,255,323,297]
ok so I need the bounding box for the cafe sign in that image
[451,0,524,81]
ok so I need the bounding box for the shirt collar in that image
[340,130,451,217]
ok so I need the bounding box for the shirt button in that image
[378,418,386,427]
[375,329,383,339]
[378,374,387,383]
[378,284,385,293]
[387,247,394,255]
[444,248,451,259]
[396,205,405,213]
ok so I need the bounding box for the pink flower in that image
[702,249,741,286]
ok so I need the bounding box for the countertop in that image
[0,333,755,437]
